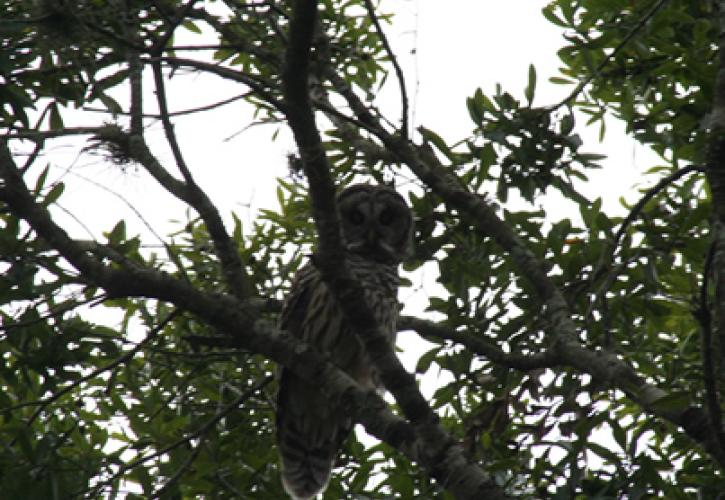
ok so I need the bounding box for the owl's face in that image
[336,184,414,263]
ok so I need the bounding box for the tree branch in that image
[363,0,409,138]
[281,2,507,498]
[549,0,670,111]
[88,125,254,298]
[146,56,286,113]
[83,92,251,118]
[398,316,560,370]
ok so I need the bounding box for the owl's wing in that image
[276,262,352,500]
[279,262,316,337]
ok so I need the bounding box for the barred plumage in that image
[276,185,413,500]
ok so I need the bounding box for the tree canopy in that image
[1,0,724,498]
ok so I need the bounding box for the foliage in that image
[0,0,723,498]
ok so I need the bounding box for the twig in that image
[398,316,559,370]
[5,127,116,141]
[362,0,408,138]
[585,164,707,326]
[0,294,106,335]
[55,165,167,245]
[612,164,707,250]
[85,375,274,500]
[146,56,286,113]
[90,125,255,298]
[6,310,178,428]
[84,92,251,118]
[550,0,671,110]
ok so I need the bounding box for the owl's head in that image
[336,184,414,264]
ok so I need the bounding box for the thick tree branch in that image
[281,2,506,498]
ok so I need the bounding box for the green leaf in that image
[41,182,64,207]
[182,20,202,34]
[49,103,64,130]
[106,220,126,245]
[415,346,441,374]
[525,64,537,105]
[648,392,691,413]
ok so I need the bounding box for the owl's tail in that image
[277,370,352,500]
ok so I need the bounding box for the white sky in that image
[43,0,659,242]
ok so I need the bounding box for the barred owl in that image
[276,184,414,500]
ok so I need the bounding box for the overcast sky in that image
[39,0,658,247]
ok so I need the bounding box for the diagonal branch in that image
[281,2,507,498]
[150,59,196,184]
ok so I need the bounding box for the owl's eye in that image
[378,209,394,225]
[348,209,365,225]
